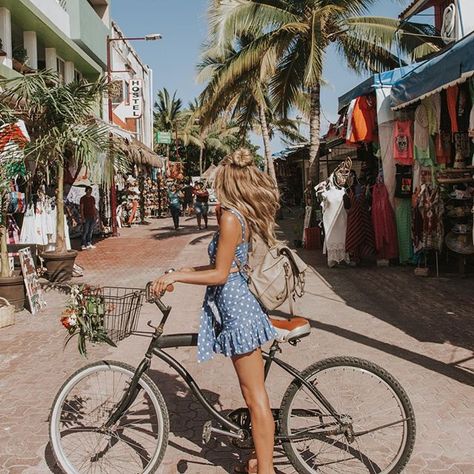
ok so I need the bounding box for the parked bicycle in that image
[49,283,416,473]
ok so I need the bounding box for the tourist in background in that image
[80,186,97,250]
[168,183,183,230]
[182,179,194,217]
[193,182,209,230]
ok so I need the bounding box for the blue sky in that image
[110,1,413,151]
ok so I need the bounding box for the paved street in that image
[0,212,473,473]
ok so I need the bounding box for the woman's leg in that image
[232,349,275,474]
[196,212,202,229]
[203,209,208,228]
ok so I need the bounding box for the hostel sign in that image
[129,79,143,118]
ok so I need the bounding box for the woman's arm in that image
[152,212,240,295]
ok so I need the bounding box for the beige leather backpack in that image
[238,237,308,314]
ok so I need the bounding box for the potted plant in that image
[0,72,115,282]
[0,122,28,310]
[12,47,30,73]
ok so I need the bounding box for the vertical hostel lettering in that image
[129,79,143,118]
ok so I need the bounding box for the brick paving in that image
[0,211,473,473]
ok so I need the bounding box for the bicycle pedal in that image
[202,421,212,445]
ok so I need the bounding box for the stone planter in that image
[0,274,26,311]
[41,250,78,283]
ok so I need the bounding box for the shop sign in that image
[129,79,143,118]
[156,131,172,144]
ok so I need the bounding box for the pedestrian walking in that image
[168,183,183,230]
[182,179,194,217]
[153,148,279,474]
[193,181,209,230]
[80,186,97,250]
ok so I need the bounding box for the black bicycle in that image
[49,283,416,473]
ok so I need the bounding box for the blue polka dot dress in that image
[197,208,278,362]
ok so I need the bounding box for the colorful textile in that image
[393,120,414,165]
[417,185,444,251]
[371,182,398,260]
[446,85,459,133]
[348,95,377,143]
[198,208,277,362]
[345,187,375,260]
[436,131,452,165]
[395,198,413,264]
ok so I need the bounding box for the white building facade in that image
[107,21,154,150]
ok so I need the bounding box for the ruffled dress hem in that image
[213,323,278,360]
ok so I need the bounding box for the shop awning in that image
[131,139,165,169]
[97,118,164,168]
[391,32,474,110]
[338,64,420,112]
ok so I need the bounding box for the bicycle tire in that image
[49,360,169,474]
[280,356,416,474]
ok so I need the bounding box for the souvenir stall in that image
[315,65,420,268]
[391,32,474,274]
[273,144,310,207]
[316,33,474,274]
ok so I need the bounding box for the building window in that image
[57,57,66,83]
[74,69,83,82]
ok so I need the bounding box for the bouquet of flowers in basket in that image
[60,285,116,357]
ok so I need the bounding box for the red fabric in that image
[435,132,451,165]
[0,123,28,151]
[393,120,414,165]
[371,183,398,260]
[446,85,459,133]
[348,95,377,143]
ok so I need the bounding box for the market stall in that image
[315,34,474,273]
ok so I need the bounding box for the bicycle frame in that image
[105,296,341,439]
[105,339,342,438]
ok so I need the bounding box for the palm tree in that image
[206,0,442,181]
[0,71,114,255]
[198,41,304,183]
[179,101,241,175]
[153,88,183,159]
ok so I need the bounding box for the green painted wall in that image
[66,0,108,67]
[0,0,103,77]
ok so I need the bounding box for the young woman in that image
[153,149,279,474]
[193,181,209,230]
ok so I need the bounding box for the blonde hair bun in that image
[230,148,254,168]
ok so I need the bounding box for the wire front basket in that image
[99,287,145,343]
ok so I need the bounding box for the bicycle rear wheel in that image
[280,357,415,474]
[49,360,169,473]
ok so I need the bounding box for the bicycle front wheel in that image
[280,357,415,474]
[49,360,169,474]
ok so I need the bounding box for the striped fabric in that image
[345,187,376,260]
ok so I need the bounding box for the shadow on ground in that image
[274,213,474,387]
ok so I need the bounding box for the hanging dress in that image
[371,182,399,260]
[345,186,375,261]
[197,208,277,362]
[320,182,349,266]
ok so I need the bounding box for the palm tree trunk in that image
[55,161,67,254]
[259,104,276,184]
[308,83,321,183]
[199,146,204,176]
[0,192,9,277]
